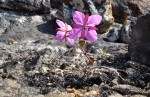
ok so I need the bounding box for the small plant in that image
[56,11,102,65]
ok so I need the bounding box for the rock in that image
[50,0,84,23]
[106,28,119,42]
[0,0,50,13]
[130,95,147,97]
[103,22,122,42]
[120,17,137,43]
[85,0,98,15]
[126,68,138,79]
[124,61,150,88]
[100,83,110,91]
[49,92,75,97]
[92,0,114,34]
[0,10,53,42]
[108,92,123,97]
[112,0,150,23]
[99,0,114,33]
[84,90,98,97]
[129,14,150,65]
[112,85,144,95]
[103,17,137,44]
[0,10,11,34]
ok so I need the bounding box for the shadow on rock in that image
[37,21,57,35]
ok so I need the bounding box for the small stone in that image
[66,88,76,93]
[16,16,27,24]
[7,38,17,45]
[0,68,3,74]
[130,95,147,97]
[54,69,64,77]
[41,66,49,73]
[49,92,75,97]
[104,22,122,42]
[112,85,144,95]
[112,78,119,85]
[67,88,83,97]
[79,62,86,67]
[47,83,53,86]
[84,90,98,96]
[100,83,110,90]
[31,15,43,23]
[108,92,123,97]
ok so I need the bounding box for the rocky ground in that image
[0,0,150,97]
[1,34,149,97]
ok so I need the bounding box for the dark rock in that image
[100,83,110,91]
[129,14,150,65]
[124,61,150,87]
[101,91,109,97]
[103,17,137,44]
[103,22,122,42]
[0,0,50,13]
[112,0,150,23]
[0,10,54,42]
[106,29,120,42]
[59,63,69,70]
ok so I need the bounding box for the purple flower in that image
[56,19,74,45]
[70,11,102,42]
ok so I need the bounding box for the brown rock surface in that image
[112,0,150,23]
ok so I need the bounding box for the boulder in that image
[0,0,50,13]
[112,0,150,23]
[102,22,122,42]
[129,14,150,65]
[93,0,114,34]
[0,10,54,42]
[102,17,137,44]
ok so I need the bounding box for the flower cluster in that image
[56,11,102,45]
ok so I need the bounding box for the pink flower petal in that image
[67,38,74,45]
[56,31,65,40]
[56,19,65,28]
[87,15,102,26]
[67,24,72,31]
[86,30,97,42]
[57,28,66,32]
[73,11,85,25]
[69,28,82,39]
